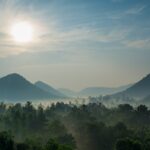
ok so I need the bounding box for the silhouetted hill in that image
[58,84,132,97]
[0,73,60,101]
[78,84,132,97]
[35,81,67,98]
[111,74,150,100]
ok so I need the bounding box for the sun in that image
[11,22,33,43]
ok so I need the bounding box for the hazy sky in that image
[0,0,150,90]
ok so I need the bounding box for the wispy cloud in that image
[41,27,130,44]
[0,26,130,57]
[0,0,149,59]
[108,5,147,20]
[125,5,146,15]
[123,39,150,48]
[96,29,129,43]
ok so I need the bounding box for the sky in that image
[0,0,150,91]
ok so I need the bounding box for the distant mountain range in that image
[0,73,149,101]
[58,84,132,97]
[110,74,150,100]
[0,73,66,101]
[58,88,77,97]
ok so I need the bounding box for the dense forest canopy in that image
[0,101,150,150]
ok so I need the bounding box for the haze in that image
[0,0,150,90]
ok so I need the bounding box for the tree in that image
[136,105,148,113]
[115,138,142,150]
[0,131,14,150]
[16,143,29,150]
[45,139,59,150]
[118,104,133,112]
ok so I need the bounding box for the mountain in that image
[58,84,132,97]
[111,74,150,100]
[0,73,61,101]
[78,84,132,97]
[58,88,77,97]
[78,87,113,97]
[35,81,66,98]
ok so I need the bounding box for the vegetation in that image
[0,101,150,150]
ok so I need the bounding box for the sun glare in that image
[11,22,33,43]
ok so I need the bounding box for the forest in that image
[0,101,150,150]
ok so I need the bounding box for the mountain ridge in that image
[0,73,64,100]
[58,84,132,97]
[35,81,67,98]
[110,74,150,100]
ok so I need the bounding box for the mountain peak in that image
[2,73,25,80]
[0,73,30,87]
[0,73,64,100]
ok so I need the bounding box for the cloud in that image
[0,46,27,58]
[96,29,129,43]
[0,0,148,59]
[125,5,146,15]
[0,29,30,57]
[0,25,132,58]
[123,39,150,48]
[108,5,146,20]
[41,27,130,44]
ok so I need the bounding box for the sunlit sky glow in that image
[11,22,33,43]
[0,0,150,90]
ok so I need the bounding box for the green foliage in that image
[0,102,150,150]
[0,131,14,150]
[115,138,142,150]
[45,139,59,150]
[16,143,29,150]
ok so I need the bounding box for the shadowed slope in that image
[35,81,67,98]
[0,73,59,100]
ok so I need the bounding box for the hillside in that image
[78,84,132,97]
[35,81,66,98]
[111,74,150,100]
[0,73,61,101]
[58,84,132,97]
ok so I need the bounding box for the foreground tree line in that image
[0,131,72,150]
[0,101,150,150]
